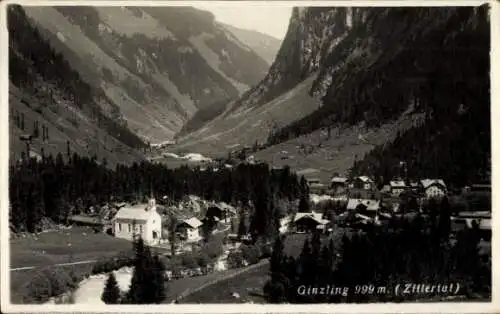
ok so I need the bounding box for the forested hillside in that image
[9,5,146,165]
[10,153,301,233]
[268,6,489,142]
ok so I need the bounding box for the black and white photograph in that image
[2,0,494,310]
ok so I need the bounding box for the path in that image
[173,259,269,303]
[10,259,97,272]
[11,225,231,272]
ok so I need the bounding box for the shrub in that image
[202,238,224,260]
[23,267,79,304]
[259,243,273,259]
[39,268,74,297]
[24,272,52,303]
[196,251,211,269]
[180,253,198,269]
[91,251,134,275]
[240,244,261,265]
[227,251,244,269]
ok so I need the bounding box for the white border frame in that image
[1,0,498,313]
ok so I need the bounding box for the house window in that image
[118,223,122,232]
[128,224,131,232]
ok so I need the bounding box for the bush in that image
[240,244,261,265]
[227,251,244,269]
[202,238,224,260]
[91,252,134,275]
[196,251,211,269]
[259,243,273,259]
[23,267,79,304]
[39,268,74,297]
[24,272,52,303]
[181,253,198,269]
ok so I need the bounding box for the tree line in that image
[265,199,490,303]
[9,152,302,236]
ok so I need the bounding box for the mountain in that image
[16,5,270,144]
[8,5,146,167]
[222,23,282,65]
[173,6,490,185]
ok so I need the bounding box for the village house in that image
[306,178,327,194]
[330,176,349,195]
[293,212,330,233]
[176,217,203,242]
[347,198,381,214]
[205,202,237,223]
[69,214,104,230]
[409,181,420,193]
[112,198,162,245]
[349,176,375,190]
[390,180,408,196]
[380,184,391,194]
[420,179,447,199]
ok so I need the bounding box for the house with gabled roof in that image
[330,176,349,195]
[347,198,381,212]
[420,179,447,199]
[390,180,408,196]
[293,212,330,233]
[176,217,203,242]
[350,176,375,190]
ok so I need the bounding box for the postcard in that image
[1,0,497,313]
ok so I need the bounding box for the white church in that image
[113,197,162,245]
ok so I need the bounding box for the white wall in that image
[113,212,162,244]
[425,186,446,198]
[114,221,146,242]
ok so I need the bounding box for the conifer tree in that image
[264,235,288,303]
[101,272,121,304]
[123,235,166,304]
[438,196,452,242]
[298,176,310,213]
[237,210,247,238]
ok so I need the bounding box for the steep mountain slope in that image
[21,6,269,142]
[173,7,376,152]
[174,6,490,184]
[222,23,282,65]
[8,5,145,167]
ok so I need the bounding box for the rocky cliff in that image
[174,6,490,184]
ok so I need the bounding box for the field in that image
[253,107,425,183]
[172,76,320,156]
[181,230,352,303]
[10,227,137,303]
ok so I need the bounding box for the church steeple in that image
[147,181,156,211]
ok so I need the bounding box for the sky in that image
[194,5,293,39]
